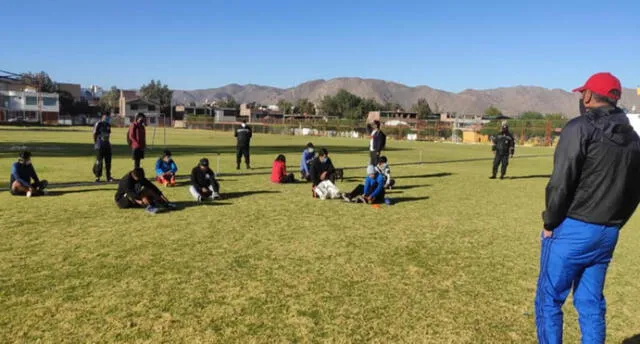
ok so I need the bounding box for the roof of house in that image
[126,97,160,106]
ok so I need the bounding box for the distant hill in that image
[172,77,640,118]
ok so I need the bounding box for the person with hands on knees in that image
[10,151,48,197]
[114,168,176,214]
[189,158,221,203]
[155,149,178,187]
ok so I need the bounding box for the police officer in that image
[234,119,252,170]
[93,112,113,182]
[535,73,640,343]
[490,122,515,179]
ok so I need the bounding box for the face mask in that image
[105,117,111,124]
[25,160,32,166]
[579,98,587,116]
[308,148,314,154]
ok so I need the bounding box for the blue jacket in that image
[155,159,178,176]
[10,162,39,186]
[300,150,315,173]
[363,173,386,201]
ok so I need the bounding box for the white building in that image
[119,90,162,126]
[0,90,59,124]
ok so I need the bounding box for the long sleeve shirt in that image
[363,173,386,201]
[155,159,178,176]
[10,162,39,186]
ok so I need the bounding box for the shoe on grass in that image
[145,205,158,214]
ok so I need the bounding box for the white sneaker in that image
[196,195,202,204]
[26,190,32,198]
[212,192,221,199]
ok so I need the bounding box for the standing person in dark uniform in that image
[490,123,515,179]
[369,120,386,165]
[235,119,252,170]
[93,112,113,182]
[128,113,146,169]
[535,73,640,344]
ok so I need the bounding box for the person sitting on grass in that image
[271,154,296,183]
[155,149,178,186]
[375,156,395,189]
[10,151,48,197]
[342,165,385,204]
[189,158,221,203]
[309,148,338,198]
[300,142,316,181]
[114,168,175,214]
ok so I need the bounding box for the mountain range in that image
[172,78,640,117]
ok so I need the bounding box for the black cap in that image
[319,148,329,156]
[163,149,172,157]
[306,142,314,148]
[19,151,32,160]
[199,158,209,166]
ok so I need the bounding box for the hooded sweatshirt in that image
[543,106,640,230]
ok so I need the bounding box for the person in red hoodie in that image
[128,113,147,168]
[271,154,295,183]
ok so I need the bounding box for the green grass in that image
[1,126,639,343]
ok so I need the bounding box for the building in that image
[367,111,419,127]
[214,108,239,123]
[0,89,59,124]
[119,90,161,126]
[57,83,82,101]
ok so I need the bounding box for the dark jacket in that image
[114,173,162,201]
[309,157,335,186]
[371,130,386,152]
[543,106,640,230]
[93,121,111,148]
[235,126,252,147]
[128,122,146,150]
[10,162,39,186]
[191,166,216,188]
[493,131,515,156]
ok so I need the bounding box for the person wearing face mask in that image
[128,113,147,169]
[490,122,515,179]
[234,119,252,170]
[535,73,640,344]
[300,142,316,181]
[9,151,48,197]
[155,149,178,187]
[375,156,395,189]
[308,148,339,198]
[93,112,113,182]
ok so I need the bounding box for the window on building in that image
[25,96,37,106]
[148,105,156,111]
[130,104,139,110]
[43,97,57,106]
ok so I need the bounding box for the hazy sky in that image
[2,0,639,91]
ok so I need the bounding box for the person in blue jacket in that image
[300,142,316,181]
[342,165,385,204]
[155,149,178,186]
[9,151,48,197]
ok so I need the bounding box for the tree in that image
[21,71,56,92]
[484,106,503,117]
[520,111,544,120]
[295,98,316,115]
[57,90,75,116]
[545,113,565,120]
[99,86,120,112]
[140,80,173,112]
[317,89,383,119]
[382,101,403,112]
[216,96,239,110]
[411,98,433,119]
[277,99,293,114]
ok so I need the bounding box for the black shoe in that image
[95,178,101,183]
[107,177,114,182]
[500,175,505,180]
[489,176,496,179]
[236,166,240,170]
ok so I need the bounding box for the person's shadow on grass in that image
[223,190,280,200]
[391,196,430,203]
[395,172,453,179]
[171,201,232,210]
[623,334,640,344]
[508,175,551,180]
[389,184,430,190]
[46,188,114,196]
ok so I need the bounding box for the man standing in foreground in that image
[235,119,252,170]
[93,112,113,182]
[128,113,146,168]
[536,73,640,344]
[490,122,514,179]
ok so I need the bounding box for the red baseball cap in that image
[573,72,622,100]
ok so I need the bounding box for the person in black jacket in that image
[189,158,221,203]
[114,168,175,214]
[490,123,515,179]
[93,113,113,182]
[10,151,48,197]
[309,148,336,188]
[369,120,387,165]
[535,73,640,344]
[235,119,252,170]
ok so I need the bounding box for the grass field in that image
[1,126,639,343]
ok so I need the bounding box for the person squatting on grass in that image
[300,142,316,181]
[535,72,640,344]
[375,156,395,189]
[490,122,515,179]
[342,165,385,204]
[155,150,178,187]
[309,148,338,197]
[235,119,252,170]
[271,154,296,183]
[128,113,146,169]
[114,168,175,214]
[10,151,48,197]
[92,112,113,182]
[189,158,221,203]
